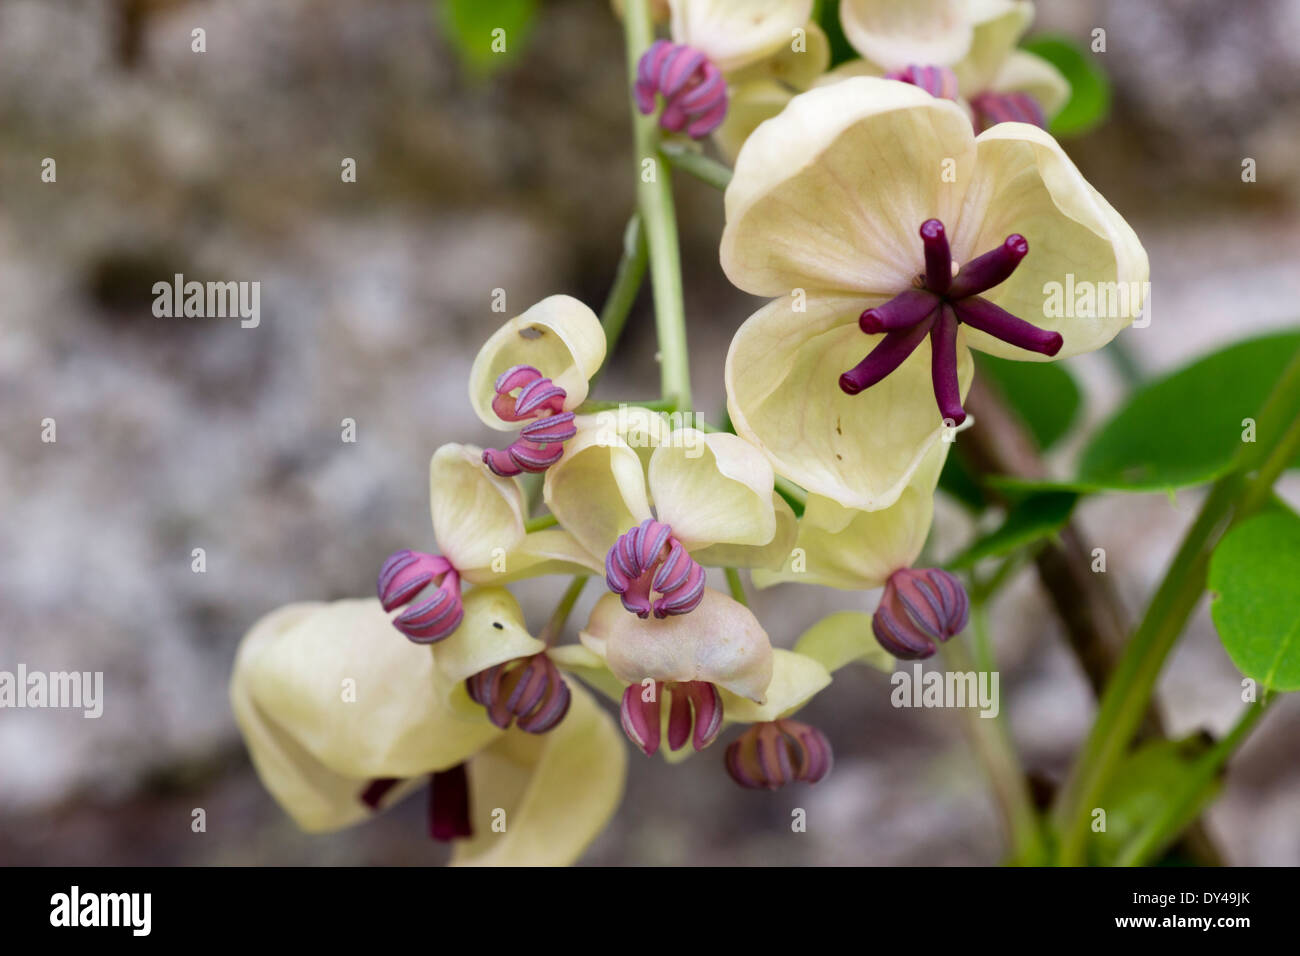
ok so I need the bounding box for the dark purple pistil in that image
[839,219,1063,425]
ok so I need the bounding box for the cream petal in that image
[461,528,603,585]
[722,78,976,297]
[690,492,798,570]
[989,49,1070,118]
[432,587,546,683]
[753,439,946,589]
[712,79,794,165]
[231,602,377,832]
[467,295,605,430]
[543,419,653,560]
[548,643,627,704]
[721,648,830,723]
[669,0,814,74]
[239,598,501,785]
[791,609,896,673]
[840,0,973,72]
[647,429,777,551]
[725,293,972,511]
[451,682,626,866]
[951,0,1034,94]
[952,123,1149,360]
[580,589,774,702]
[429,443,527,573]
[726,19,831,89]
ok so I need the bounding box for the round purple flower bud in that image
[872,567,970,660]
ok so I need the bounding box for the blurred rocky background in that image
[1,0,1297,865]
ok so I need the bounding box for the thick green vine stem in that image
[1053,348,1300,864]
[539,575,589,648]
[945,605,1048,865]
[622,0,692,412]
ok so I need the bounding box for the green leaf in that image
[815,0,860,68]
[975,353,1082,451]
[1209,511,1300,692]
[938,452,986,511]
[992,330,1300,495]
[946,491,1077,570]
[1021,34,1111,138]
[1089,735,1219,867]
[436,0,537,77]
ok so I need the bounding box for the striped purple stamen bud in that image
[605,518,706,618]
[377,548,464,643]
[872,567,970,660]
[970,90,1046,132]
[841,219,1063,424]
[635,39,728,138]
[483,365,577,478]
[724,719,833,790]
[620,680,723,756]
[885,63,959,101]
[466,653,572,734]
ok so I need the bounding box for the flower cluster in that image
[230,0,1146,865]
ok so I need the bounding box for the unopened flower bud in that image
[725,719,832,790]
[872,567,969,659]
[466,653,572,734]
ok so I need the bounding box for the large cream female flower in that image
[230,597,625,865]
[721,77,1147,511]
[838,0,1069,129]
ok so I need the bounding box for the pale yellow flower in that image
[721,78,1147,511]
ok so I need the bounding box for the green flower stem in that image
[725,567,748,606]
[539,575,589,648]
[623,0,692,412]
[1115,696,1272,867]
[591,213,649,387]
[659,141,734,191]
[944,605,1048,865]
[523,512,559,533]
[1054,348,1300,864]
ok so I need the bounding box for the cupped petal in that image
[722,77,976,298]
[232,602,380,832]
[753,438,946,588]
[691,492,797,570]
[429,443,527,572]
[791,609,896,673]
[647,429,777,551]
[462,527,603,585]
[467,295,605,430]
[952,123,1149,360]
[951,0,1034,94]
[432,587,546,682]
[580,589,774,702]
[726,19,830,90]
[721,648,831,724]
[669,0,814,74]
[839,0,973,72]
[451,682,627,866]
[543,418,653,559]
[238,598,501,786]
[725,293,972,511]
[712,79,794,165]
[548,643,627,704]
[988,49,1070,118]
